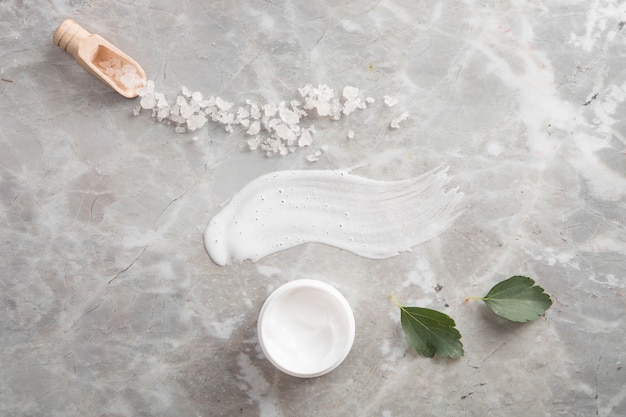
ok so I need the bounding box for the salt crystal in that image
[132,106,141,116]
[246,100,262,119]
[274,123,296,142]
[365,97,375,104]
[120,70,142,89]
[279,104,300,125]
[216,97,233,111]
[343,100,358,116]
[390,112,409,129]
[156,106,170,121]
[140,94,156,110]
[298,85,313,97]
[247,137,260,150]
[347,130,355,139]
[342,86,359,100]
[191,91,203,102]
[315,101,331,117]
[384,95,399,107]
[266,118,281,130]
[175,126,186,133]
[121,64,136,74]
[263,103,277,117]
[155,93,168,108]
[298,129,313,147]
[181,86,191,97]
[187,113,208,131]
[178,98,195,119]
[247,120,261,136]
[306,150,323,162]
[137,80,154,97]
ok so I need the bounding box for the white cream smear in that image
[204,167,463,266]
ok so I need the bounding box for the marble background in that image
[1,0,625,416]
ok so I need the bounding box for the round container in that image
[257,279,355,378]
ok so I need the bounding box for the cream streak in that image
[204,167,463,266]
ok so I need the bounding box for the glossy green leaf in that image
[393,297,464,358]
[480,276,552,322]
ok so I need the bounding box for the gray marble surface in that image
[2,1,625,416]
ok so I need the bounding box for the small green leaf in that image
[392,296,464,359]
[479,276,552,322]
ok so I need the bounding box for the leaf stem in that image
[390,294,402,308]
[464,295,486,303]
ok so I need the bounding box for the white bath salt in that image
[132,105,141,116]
[191,91,203,102]
[100,57,142,88]
[155,92,168,108]
[192,135,199,142]
[278,102,301,125]
[342,86,366,116]
[306,150,323,162]
[247,100,262,119]
[247,137,260,150]
[343,86,359,100]
[298,128,314,147]
[119,67,143,89]
[273,123,297,143]
[300,84,339,118]
[384,95,399,107]
[177,96,195,119]
[156,106,170,121]
[216,97,233,111]
[213,109,235,127]
[140,93,156,110]
[347,130,355,139]
[187,113,208,131]
[135,80,407,160]
[199,96,217,109]
[390,112,409,129]
[236,107,250,127]
[247,120,261,136]
[203,167,463,266]
[263,103,277,117]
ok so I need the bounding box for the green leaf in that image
[392,296,464,359]
[479,276,552,322]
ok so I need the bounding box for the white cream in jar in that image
[257,279,355,378]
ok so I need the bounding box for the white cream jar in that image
[257,279,355,378]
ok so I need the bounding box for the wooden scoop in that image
[53,19,146,98]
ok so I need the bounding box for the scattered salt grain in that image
[390,112,409,129]
[384,95,399,107]
[187,113,208,131]
[216,97,233,111]
[347,130,355,139]
[246,120,261,136]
